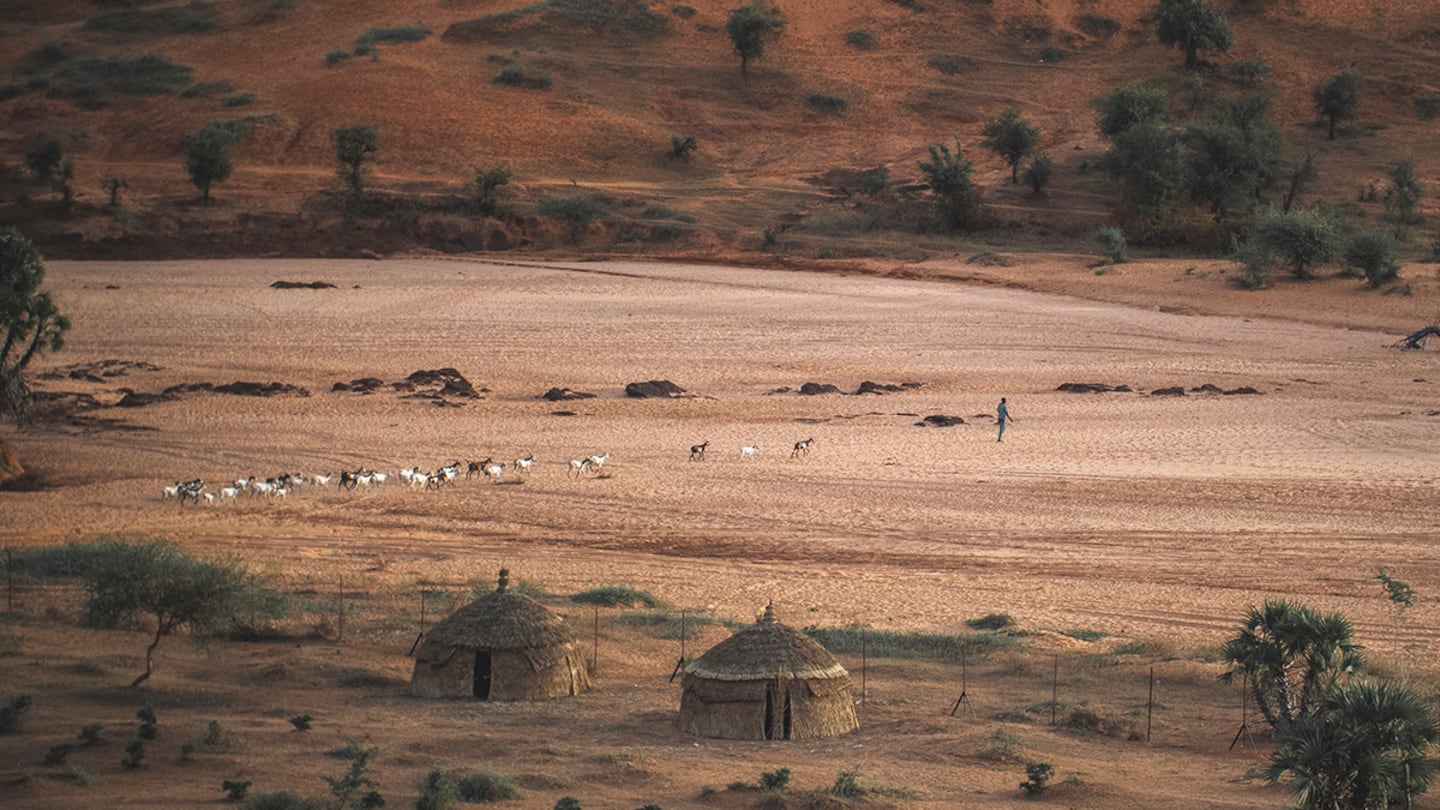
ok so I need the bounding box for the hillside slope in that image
[0,0,1437,257]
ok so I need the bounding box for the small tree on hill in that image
[334,124,379,198]
[980,106,1040,185]
[918,136,978,231]
[1343,231,1399,288]
[1023,154,1053,194]
[726,2,786,81]
[1281,151,1317,213]
[80,538,284,687]
[24,140,63,183]
[1154,0,1233,70]
[182,121,239,204]
[1384,160,1423,235]
[472,165,512,217]
[1312,70,1362,140]
[1,227,70,424]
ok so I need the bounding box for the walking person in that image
[996,397,1015,442]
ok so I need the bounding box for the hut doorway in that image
[763,685,793,740]
[473,652,492,699]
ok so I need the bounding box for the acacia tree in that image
[334,124,379,198]
[726,2,786,81]
[182,121,238,203]
[980,107,1040,185]
[917,136,978,231]
[1221,600,1364,732]
[1154,0,1234,70]
[1,227,70,424]
[1183,94,1283,220]
[1313,70,1362,140]
[1094,79,1169,138]
[80,538,283,687]
[1243,208,1343,280]
[1266,679,1439,810]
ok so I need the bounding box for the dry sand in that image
[2,256,1439,808]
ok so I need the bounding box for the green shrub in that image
[1414,95,1440,121]
[456,768,522,802]
[223,778,253,800]
[84,1,218,35]
[1023,154,1053,193]
[858,166,888,196]
[966,613,1015,631]
[844,29,875,49]
[1230,58,1270,85]
[1020,762,1053,795]
[803,625,1017,661]
[79,723,104,745]
[136,705,158,740]
[46,54,194,107]
[289,715,312,731]
[181,80,237,98]
[571,586,663,608]
[5,694,35,733]
[672,5,696,19]
[242,791,327,810]
[223,92,255,107]
[1343,230,1400,288]
[831,769,862,798]
[759,768,791,792]
[325,50,352,67]
[669,134,697,159]
[1040,46,1066,63]
[45,742,76,764]
[122,739,146,769]
[493,65,551,89]
[1061,628,1107,642]
[1095,226,1128,264]
[927,54,974,75]
[805,92,847,114]
[538,194,606,241]
[417,766,459,810]
[354,25,431,53]
[554,799,582,810]
[473,165,512,216]
[65,763,98,786]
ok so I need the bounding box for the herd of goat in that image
[161,438,815,505]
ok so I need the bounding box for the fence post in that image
[1051,654,1059,726]
[337,574,344,643]
[1146,666,1154,742]
[5,548,12,614]
[592,604,599,673]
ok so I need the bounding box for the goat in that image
[465,459,488,480]
[372,472,388,485]
[219,486,239,500]
[202,492,215,505]
[739,444,759,460]
[689,441,709,461]
[162,483,180,500]
[398,467,418,485]
[568,458,588,478]
[312,474,332,487]
[483,461,505,482]
[178,479,205,506]
[585,452,610,474]
[791,437,814,459]
[511,454,535,474]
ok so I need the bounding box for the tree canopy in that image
[1221,599,1364,732]
[1313,70,1362,140]
[725,2,785,80]
[334,124,379,197]
[1,227,69,424]
[1154,0,1234,69]
[79,538,284,686]
[917,136,978,231]
[1094,80,1170,138]
[182,121,239,203]
[980,107,1040,184]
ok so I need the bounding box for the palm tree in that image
[1267,679,1439,809]
[1220,600,1364,731]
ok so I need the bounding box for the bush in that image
[456,768,522,802]
[1023,154,1053,193]
[122,739,146,769]
[325,50,352,67]
[538,195,606,241]
[23,140,63,181]
[759,768,791,792]
[1040,46,1066,63]
[554,799,582,810]
[65,763,98,786]
[242,791,328,810]
[1230,58,1270,85]
[417,766,459,810]
[831,769,862,798]
[5,695,37,733]
[472,165,512,216]
[51,54,194,101]
[84,1,218,35]
[1095,226,1128,264]
[1343,230,1400,288]
[79,723,104,745]
[804,625,1017,660]
[289,715,312,732]
[354,25,431,54]
[45,742,76,764]
[1020,762,1053,795]
[223,779,253,801]
[224,92,255,107]
[672,5,696,19]
[805,92,847,114]
[1414,95,1440,121]
[858,166,888,196]
[966,613,1015,631]
[927,55,974,75]
[669,134,697,160]
[844,29,875,49]
[493,65,551,89]
[571,585,662,608]
[1242,207,1342,280]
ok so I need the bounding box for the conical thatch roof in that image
[424,570,577,650]
[685,604,849,682]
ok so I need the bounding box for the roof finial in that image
[760,601,775,624]
[497,568,509,593]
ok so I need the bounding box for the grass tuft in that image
[571,586,665,608]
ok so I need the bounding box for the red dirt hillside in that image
[0,0,1437,256]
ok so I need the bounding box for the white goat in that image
[483,461,505,482]
[219,486,239,500]
[568,458,588,478]
[162,483,180,500]
[739,445,759,460]
[511,454,535,475]
[585,452,610,473]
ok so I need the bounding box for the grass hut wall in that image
[411,570,591,701]
[680,604,858,740]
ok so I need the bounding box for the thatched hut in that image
[680,604,858,740]
[411,570,590,700]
